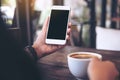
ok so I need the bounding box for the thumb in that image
[92,57,100,61]
[42,17,50,35]
[90,57,101,63]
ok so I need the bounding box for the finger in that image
[67,28,71,35]
[68,22,72,28]
[66,35,70,40]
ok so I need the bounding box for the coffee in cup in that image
[70,53,98,59]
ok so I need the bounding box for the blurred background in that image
[0,0,120,51]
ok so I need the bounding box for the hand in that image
[88,58,119,80]
[32,17,71,58]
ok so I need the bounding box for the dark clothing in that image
[0,12,43,80]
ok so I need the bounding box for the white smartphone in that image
[45,6,70,45]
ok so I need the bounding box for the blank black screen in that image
[47,10,69,40]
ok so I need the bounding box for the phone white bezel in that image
[45,6,70,45]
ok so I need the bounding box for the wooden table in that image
[37,46,120,80]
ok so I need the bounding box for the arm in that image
[88,58,119,80]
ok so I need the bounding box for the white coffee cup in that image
[67,52,102,80]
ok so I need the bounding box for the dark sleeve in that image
[24,46,38,62]
[0,14,42,80]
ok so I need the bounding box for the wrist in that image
[32,44,44,58]
[25,46,38,61]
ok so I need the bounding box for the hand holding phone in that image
[45,6,70,45]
